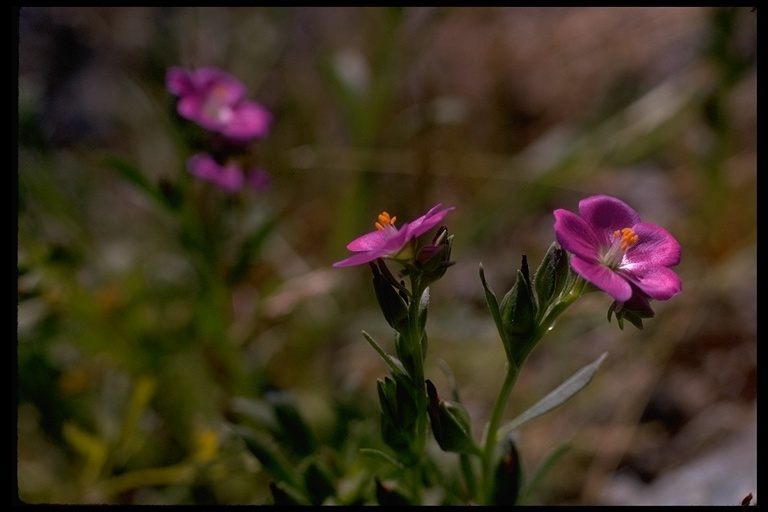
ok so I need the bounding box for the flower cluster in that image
[322,195,683,505]
[166,66,273,193]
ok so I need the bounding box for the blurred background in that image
[16,7,756,505]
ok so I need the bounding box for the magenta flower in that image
[333,204,455,268]
[553,194,681,304]
[166,66,272,143]
[187,153,271,193]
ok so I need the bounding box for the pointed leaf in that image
[479,264,505,345]
[497,352,607,440]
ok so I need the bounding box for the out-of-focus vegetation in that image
[17,7,755,505]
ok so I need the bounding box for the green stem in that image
[478,275,589,504]
[389,273,428,504]
[480,362,521,504]
[408,275,428,461]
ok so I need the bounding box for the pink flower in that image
[333,204,455,268]
[553,194,682,304]
[187,153,271,193]
[166,66,272,144]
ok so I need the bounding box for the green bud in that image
[490,437,523,505]
[533,242,569,314]
[426,380,476,454]
[499,256,537,364]
[376,376,420,465]
[370,260,409,333]
[414,227,455,286]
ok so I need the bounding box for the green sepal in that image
[532,242,569,316]
[499,257,537,366]
[370,260,409,333]
[426,380,477,454]
[376,375,419,466]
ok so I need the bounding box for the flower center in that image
[602,227,638,268]
[375,212,397,231]
[204,84,234,124]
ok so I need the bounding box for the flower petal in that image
[221,101,272,141]
[578,195,641,237]
[346,230,390,252]
[571,256,633,302]
[332,252,381,267]
[407,204,455,238]
[194,67,247,103]
[621,263,682,301]
[165,67,194,96]
[625,222,681,268]
[553,209,602,261]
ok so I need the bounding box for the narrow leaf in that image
[359,448,406,470]
[362,330,405,376]
[497,352,607,440]
[103,156,170,209]
[231,425,306,495]
[479,264,505,345]
[519,442,570,503]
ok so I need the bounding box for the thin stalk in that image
[479,362,521,504]
[407,274,428,462]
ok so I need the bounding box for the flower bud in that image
[376,478,414,505]
[426,380,476,454]
[377,375,420,465]
[533,242,569,313]
[370,260,409,333]
[413,227,454,286]
[490,437,523,505]
[499,256,537,364]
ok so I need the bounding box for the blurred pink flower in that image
[553,194,682,304]
[333,204,455,268]
[166,66,272,143]
[187,153,271,193]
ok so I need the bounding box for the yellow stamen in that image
[613,228,639,251]
[375,212,397,231]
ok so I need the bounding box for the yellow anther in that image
[613,228,639,251]
[375,212,397,231]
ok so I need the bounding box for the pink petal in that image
[553,209,602,261]
[165,67,194,96]
[346,230,390,252]
[579,195,641,235]
[571,257,633,302]
[622,263,682,301]
[221,101,272,141]
[625,222,682,268]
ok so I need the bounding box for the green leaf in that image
[228,397,279,433]
[519,443,571,504]
[359,448,406,470]
[497,352,607,440]
[362,330,405,376]
[479,264,505,346]
[103,156,174,210]
[267,390,317,458]
[231,424,306,497]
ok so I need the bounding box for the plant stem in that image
[402,274,428,504]
[479,362,521,504]
[408,275,428,460]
